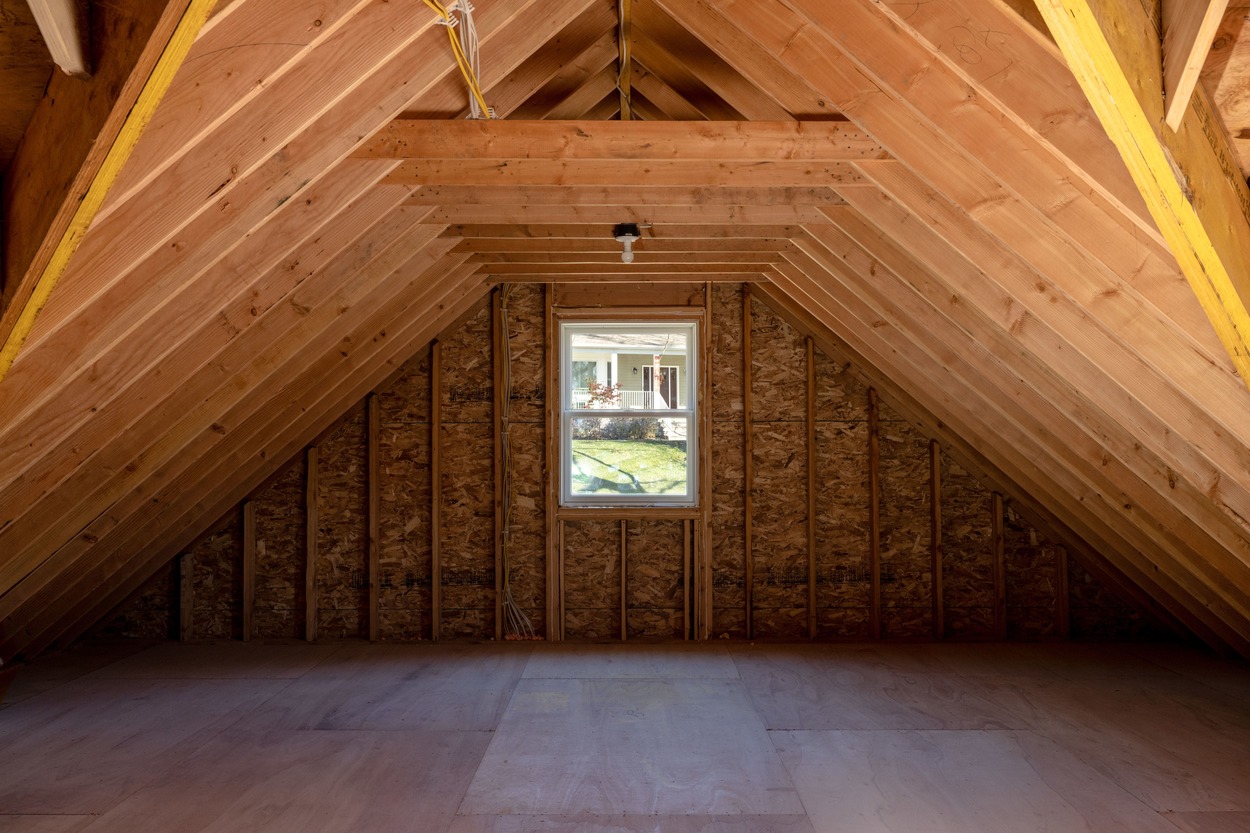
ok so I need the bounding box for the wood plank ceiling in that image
[1,0,1250,659]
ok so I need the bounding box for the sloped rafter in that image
[754,282,1190,641]
[1035,0,1250,390]
[770,238,1244,654]
[0,0,595,509]
[804,195,1250,646]
[0,0,602,659]
[0,204,451,649]
[0,177,417,602]
[1163,0,1231,130]
[26,256,493,657]
[0,220,476,655]
[2,0,1249,662]
[0,0,217,381]
[25,0,88,78]
[633,0,793,119]
[650,0,1250,644]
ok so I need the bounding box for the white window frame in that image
[560,320,699,507]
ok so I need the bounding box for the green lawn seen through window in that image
[570,439,688,495]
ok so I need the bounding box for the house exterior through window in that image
[560,321,698,506]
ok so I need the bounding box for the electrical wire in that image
[423,0,494,119]
[499,285,536,639]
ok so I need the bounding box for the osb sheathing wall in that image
[100,283,1172,644]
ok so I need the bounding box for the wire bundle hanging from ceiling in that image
[423,0,494,118]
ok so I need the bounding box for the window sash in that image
[560,321,698,507]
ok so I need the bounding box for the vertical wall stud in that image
[545,284,560,640]
[930,440,945,640]
[305,446,318,642]
[558,519,567,640]
[367,393,381,642]
[178,552,194,642]
[867,388,881,641]
[992,492,1007,640]
[242,501,256,642]
[620,519,628,641]
[742,284,755,640]
[493,287,505,642]
[806,336,817,640]
[683,519,692,641]
[1056,545,1071,639]
[431,341,442,642]
[699,282,713,640]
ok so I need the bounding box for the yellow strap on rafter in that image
[0,0,219,384]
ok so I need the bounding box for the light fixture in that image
[613,222,641,264]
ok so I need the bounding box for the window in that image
[561,321,698,506]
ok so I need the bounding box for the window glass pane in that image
[569,416,689,497]
[569,329,689,412]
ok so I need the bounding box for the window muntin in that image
[561,321,698,506]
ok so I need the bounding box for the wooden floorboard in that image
[0,641,1246,831]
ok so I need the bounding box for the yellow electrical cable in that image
[422,0,493,118]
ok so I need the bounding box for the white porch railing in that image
[571,389,671,409]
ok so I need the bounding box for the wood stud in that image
[178,552,193,642]
[367,394,380,642]
[806,336,817,640]
[742,284,755,640]
[992,491,1007,640]
[305,446,318,643]
[867,387,881,641]
[493,289,506,642]
[242,501,255,643]
[431,341,442,643]
[930,440,944,640]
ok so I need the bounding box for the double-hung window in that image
[560,321,698,507]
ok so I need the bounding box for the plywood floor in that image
[1,640,1248,832]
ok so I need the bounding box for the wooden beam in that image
[427,204,834,226]
[26,0,88,77]
[699,282,714,640]
[1163,0,1231,130]
[620,0,634,120]
[492,290,505,643]
[0,0,216,382]
[473,252,783,265]
[806,336,817,640]
[479,262,770,275]
[620,520,628,640]
[477,269,771,283]
[17,264,491,659]
[992,491,1007,641]
[1035,0,1250,389]
[431,340,442,643]
[357,120,888,161]
[387,159,865,188]
[766,236,1250,653]
[242,500,256,642]
[867,386,881,641]
[178,552,194,642]
[742,284,755,640]
[305,446,318,642]
[0,201,440,607]
[367,393,380,642]
[930,440,944,640]
[754,280,1214,648]
[408,185,845,206]
[446,223,806,239]
[453,237,796,254]
[543,285,559,641]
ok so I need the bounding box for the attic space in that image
[4,0,1250,829]
[99,283,1171,645]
